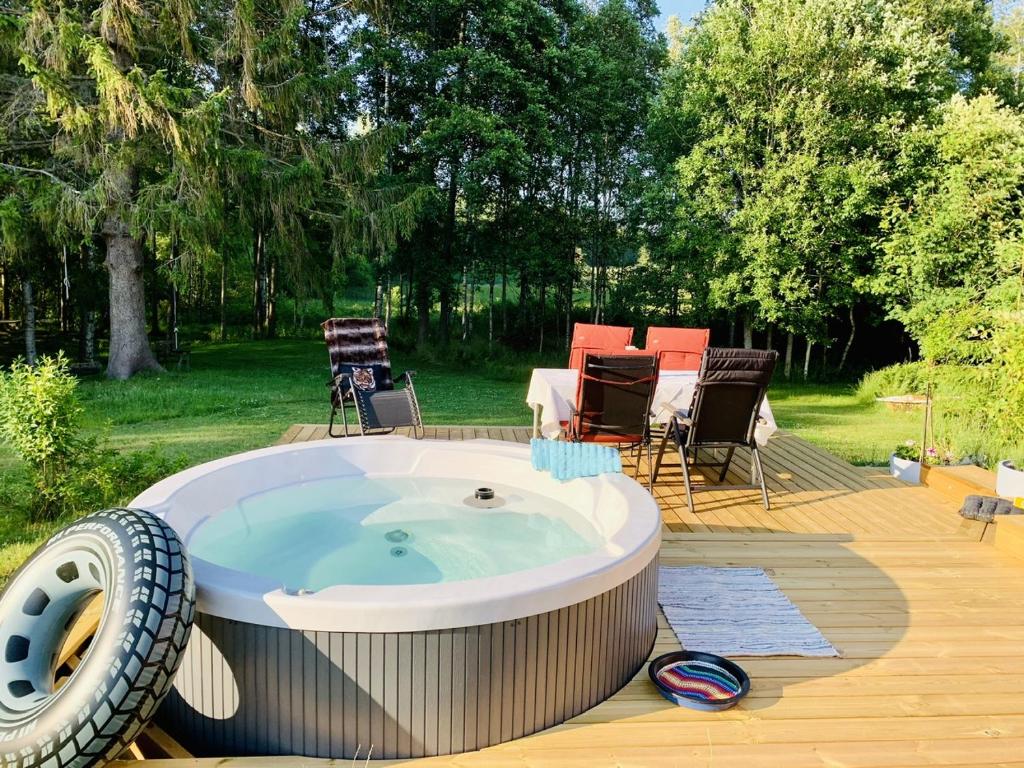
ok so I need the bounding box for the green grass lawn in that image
[0,339,924,580]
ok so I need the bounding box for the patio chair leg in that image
[751,444,770,510]
[645,440,654,492]
[652,420,674,483]
[678,444,695,514]
[718,446,735,482]
[328,406,343,438]
[341,400,354,437]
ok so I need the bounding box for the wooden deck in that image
[117,425,1024,768]
[275,423,966,538]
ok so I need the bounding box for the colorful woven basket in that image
[648,651,750,711]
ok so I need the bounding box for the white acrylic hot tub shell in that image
[131,436,662,633]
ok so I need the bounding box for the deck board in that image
[116,425,1024,767]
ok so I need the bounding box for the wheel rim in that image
[0,535,112,724]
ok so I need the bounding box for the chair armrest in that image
[327,373,353,401]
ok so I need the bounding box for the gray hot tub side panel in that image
[158,557,659,759]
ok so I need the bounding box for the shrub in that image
[0,354,87,519]
[858,352,1024,469]
[76,447,189,510]
[0,354,189,520]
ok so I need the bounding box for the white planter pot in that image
[996,460,1024,499]
[889,453,921,484]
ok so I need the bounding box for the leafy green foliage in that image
[0,354,188,519]
[0,354,85,518]
[647,0,998,344]
[869,93,1024,464]
[858,360,1024,468]
[877,94,1024,363]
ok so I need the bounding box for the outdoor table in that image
[526,368,777,446]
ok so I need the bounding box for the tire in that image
[0,508,195,768]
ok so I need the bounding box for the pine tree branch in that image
[0,162,82,195]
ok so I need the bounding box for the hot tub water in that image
[188,476,602,590]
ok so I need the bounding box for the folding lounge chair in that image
[322,318,423,438]
[644,327,710,371]
[652,347,778,511]
[568,352,659,489]
[568,322,634,370]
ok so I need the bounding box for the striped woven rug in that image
[658,566,840,657]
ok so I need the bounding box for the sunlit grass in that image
[768,382,924,466]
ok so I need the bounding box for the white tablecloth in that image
[526,368,777,446]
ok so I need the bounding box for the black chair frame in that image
[568,354,659,490]
[327,370,423,439]
[652,350,776,512]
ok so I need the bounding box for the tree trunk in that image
[838,307,856,372]
[104,220,161,379]
[765,324,774,351]
[22,277,36,365]
[1,261,7,320]
[488,272,495,351]
[373,279,383,319]
[460,265,469,342]
[252,225,264,336]
[728,318,736,347]
[149,232,160,337]
[589,264,596,321]
[803,337,813,380]
[384,272,392,329]
[439,157,459,346]
[325,258,337,318]
[219,258,227,341]
[169,236,180,345]
[416,281,430,348]
[538,280,546,354]
[518,267,529,328]
[554,285,561,344]
[58,266,67,334]
[743,315,753,349]
[439,284,453,345]
[83,311,96,366]
[565,276,572,352]
[500,259,508,336]
[266,253,277,338]
[784,332,794,379]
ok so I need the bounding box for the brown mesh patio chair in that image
[567,351,660,489]
[322,318,423,438]
[652,347,778,511]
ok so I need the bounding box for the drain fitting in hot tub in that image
[464,486,505,509]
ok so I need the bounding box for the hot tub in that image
[131,436,661,759]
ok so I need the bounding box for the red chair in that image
[644,327,710,371]
[568,323,634,369]
[567,351,660,489]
